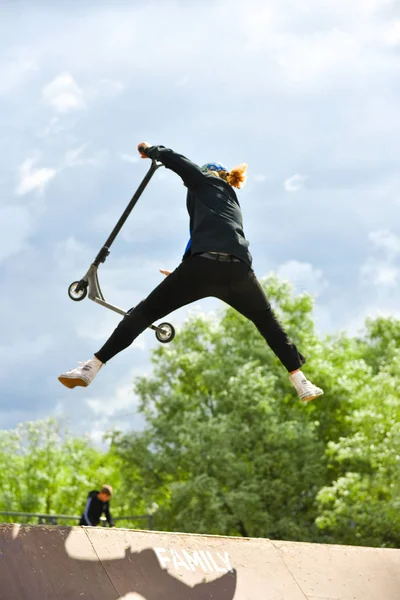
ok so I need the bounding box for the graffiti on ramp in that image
[0,524,237,600]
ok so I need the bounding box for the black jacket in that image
[145,146,253,267]
[79,490,114,527]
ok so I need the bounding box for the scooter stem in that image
[93,160,162,267]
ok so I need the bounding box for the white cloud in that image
[76,307,147,349]
[80,369,149,442]
[254,174,268,182]
[86,380,137,418]
[53,236,92,271]
[42,73,85,113]
[175,76,190,88]
[64,144,91,167]
[345,304,400,337]
[97,78,125,96]
[274,29,359,87]
[120,153,139,165]
[42,75,123,115]
[0,206,32,263]
[40,116,67,137]
[382,20,400,46]
[369,229,400,260]
[0,57,37,95]
[3,0,400,438]
[284,174,308,192]
[361,261,398,287]
[276,260,327,295]
[361,230,400,288]
[0,335,54,379]
[236,1,400,94]
[63,144,108,169]
[15,157,56,196]
[77,313,125,343]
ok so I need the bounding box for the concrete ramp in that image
[0,524,399,600]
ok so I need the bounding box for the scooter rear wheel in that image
[155,322,175,344]
[68,281,88,302]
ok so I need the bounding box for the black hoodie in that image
[79,490,114,527]
[145,146,253,267]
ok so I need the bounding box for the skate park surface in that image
[0,524,399,600]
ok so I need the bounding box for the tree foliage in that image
[2,278,400,548]
[0,418,120,523]
[111,277,400,547]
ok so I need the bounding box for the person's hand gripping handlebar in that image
[138,142,151,158]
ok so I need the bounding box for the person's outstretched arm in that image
[138,142,204,188]
[104,502,114,527]
[82,491,94,526]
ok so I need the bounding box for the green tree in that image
[316,319,400,548]
[4,281,400,547]
[0,418,121,523]
[112,278,400,547]
[111,277,328,539]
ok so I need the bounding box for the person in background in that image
[79,484,114,527]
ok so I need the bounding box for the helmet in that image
[201,162,228,173]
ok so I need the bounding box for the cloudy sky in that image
[1,0,400,440]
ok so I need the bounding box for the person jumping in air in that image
[58,143,323,403]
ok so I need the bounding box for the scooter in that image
[67,160,175,344]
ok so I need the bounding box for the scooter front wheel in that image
[68,281,88,302]
[155,322,175,344]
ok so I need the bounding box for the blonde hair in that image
[227,163,248,189]
[213,163,248,189]
[100,484,113,496]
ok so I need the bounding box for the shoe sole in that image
[300,390,324,403]
[58,376,89,389]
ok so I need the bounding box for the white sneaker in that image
[58,357,103,389]
[290,370,324,403]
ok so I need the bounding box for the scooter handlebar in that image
[138,146,162,168]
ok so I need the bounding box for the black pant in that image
[95,255,306,372]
